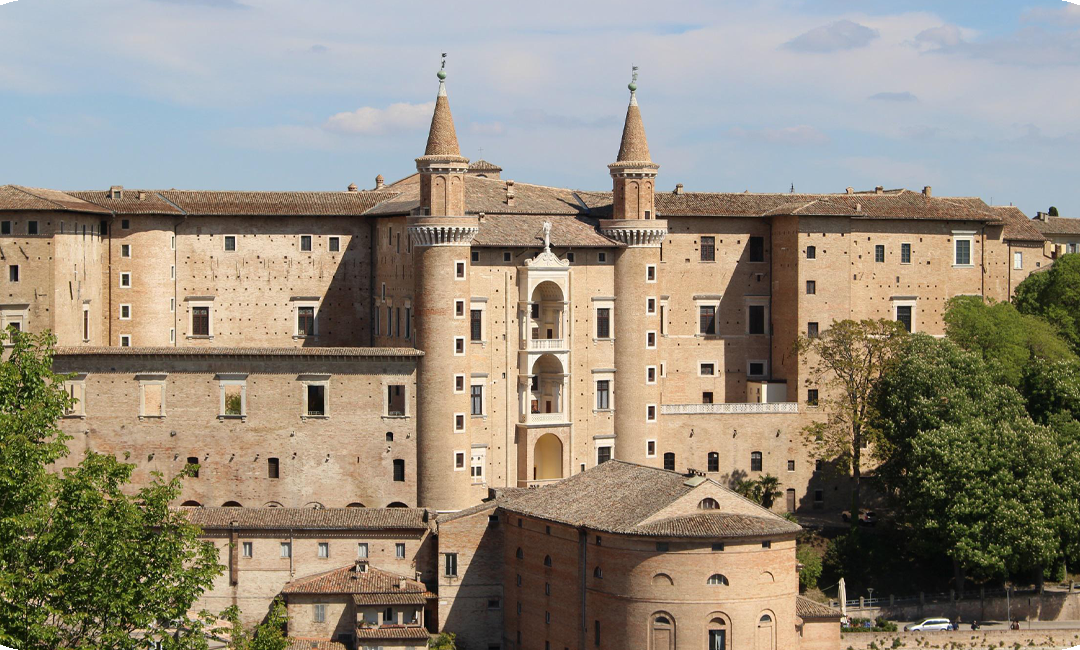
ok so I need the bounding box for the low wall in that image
[843,590,1080,623]
[841,629,1080,649]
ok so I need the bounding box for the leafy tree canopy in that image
[224,599,288,650]
[0,329,222,650]
[1049,206,1059,216]
[1015,254,1080,356]
[734,474,783,509]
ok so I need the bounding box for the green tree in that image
[224,599,288,650]
[0,329,222,650]
[1022,359,1080,425]
[429,632,459,649]
[943,295,1075,386]
[1015,254,1080,356]
[1049,206,1059,217]
[734,474,782,508]
[796,319,908,524]
[797,544,823,592]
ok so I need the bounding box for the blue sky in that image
[2,0,1080,217]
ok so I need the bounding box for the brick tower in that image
[409,59,480,511]
[602,69,668,467]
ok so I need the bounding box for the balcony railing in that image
[660,402,799,415]
[525,338,567,351]
[520,412,571,425]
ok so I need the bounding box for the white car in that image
[904,618,952,631]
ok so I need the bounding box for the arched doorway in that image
[756,612,775,650]
[707,614,729,650]
[650,612,675,650]
[533,433,563,480]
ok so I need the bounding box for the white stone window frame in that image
[645,365,657,385]
[185,296,215,339]
[470,298,488,345]
[454,412,466,432]
[744,296,771,336]
[299,373,331,420]
[119,272,132,288]
[595,438,614,466]
[1,304,28,341]
[597,251,608,264]
[292,297,320,339]
[170,297,175,313]
[120,243,132,258]
[646,403,657,423]
[1014,251,1023,270]
[137,373,168,420]
[454,259,467,280]
[81,303,90,342]
[694,296,722,337]
[592,369,615,413]
[119,303,132,321]
[645,296,656,315]
[453,374,466,394]
[382,377,409,418]
[892,298,918,334]
[747,359,768,379]
[454,450,467,471]
[698,360,718,377]
[659,297,669,336]
[645,263,657,283]
[217,373,248,420]
[454,299,466,319]
[223,235,237,252]
[299,234,313,253]
[64,373,88,418]
[453,336,466,356]
[470,375,487,418]
[470,445,487,484]
[900,242,912,265]
[120,334,131,347]
[646,330,657,349]
[645,439,657,458]
[592,298,615,341]
[952,230,976,268]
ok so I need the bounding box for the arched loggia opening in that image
[529,354,566,417]
[529,281,566,343]
[533,433,563,481]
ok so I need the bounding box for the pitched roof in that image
[180,507,431,531]
[615,92,651,163]
[435,499,498,524]
[474,214,617,248]
[1033,215,1080,236]
[366,176,592,217]
[54,346,422,358]
[797,595,843,619]
[0,185,111,214]
[352,592,429,606]
[67,190,185,215]
[496,460,799,539]
[423,82,463,158]
[287,639,348,650]
[468,159,502,172]
[354,625,430,640]
[991,206,1047,242]
[281,562,434,598]
[157,190,398,216]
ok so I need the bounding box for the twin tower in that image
[408,64,667,511]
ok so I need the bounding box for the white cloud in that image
[324,102,434,135]
[784,20,879,53]
[470,122,506,136]
[911,24,966,49]
[868,91,918,102]
[730,125,830,146]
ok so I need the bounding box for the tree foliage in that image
[796,544,823,592]
[735,474,783,509]
[429,632,459,649]
[796,319,908,520]
[224,599,288,650]
[1049,206,1059,217]
[0,329,222,650]
[1015,253,1080,356]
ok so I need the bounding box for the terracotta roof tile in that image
[1033,215,1080,236]
[281,562,433,597]
[352,592,430,606]
[992,206,1047,242]
[180,507,431,531]
[474,214,617,248]
[797,595,842,619]
[365,176,590,217]
[0,185,111,214]
[423,88,462,158]
[615,99,651,163]
[286,638,347,650]
[467,159,502,172]
[354,625,430,640]
[67,190,184,215]
[155,190,399,216]
[54,346,422,358]
[635,512,801,537]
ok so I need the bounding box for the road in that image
[895,620,1080,631]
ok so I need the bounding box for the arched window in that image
[386,501,408,508]
[750,451,763,472]
[263,501,283,508]
[385,431,394,442]
[651,573,674,586]
[516,547,523,559]
[543,555,552,567]
[707,451,719,473]
[304,502,324,509]
[806,245,816,260]
[706,574,729,585]
[759,614,772,623]
[180,500,201,507]
[698,497,720,510]
[222,501,242,507]
[663,452,675,471]
[651,612,675,650]
[346,502,365,508]
[593,566,603,579]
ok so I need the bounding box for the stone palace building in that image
[0,64,1058,649]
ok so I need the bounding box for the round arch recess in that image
[533,433,563,480]
[705,612,731,650]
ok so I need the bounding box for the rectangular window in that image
[387,385,405,416]
[300,235,312,252]
[444,553,458,577]
[455,451,465,470]
[267,457,279,479]
[646,331,656,348]
[470,384,483,416]
[700,362,715,376]
[471,449,485,483]
[646,264,656,282]
[396,543,405,558]
[646,404,656,421]
[702,391,714,404]
[646,440,656,457]
[806,245,816,260]
[7,265,18,283]
[646,297,655,314]
[297,306,315,336]
[306,384,326,416]
[357,543,368,558]
[224,236,236,251]
[748,304,766,334]
[749,236,764,262]
[955,238,972,266]
[807,389,819,406]
[470,309,482,342]
[455,261,466,279]
[807,321,819,338]
[1014,251,1023,270]
[874,244,885,263]
[699,305,716,335]
[191,306,210,336]
[596,380,610,410]
[27,221,38,235]
[806,280,816,295]
[901,243,911,264]
[646,366,656,384]
[748,361,766,377]
[0,221,9,235]
[454,337,465,355]
[120,304,131,320]
[121,219,130,230]
[64,379,86,417]
[896,305,913,332]
[318,542,329,558]
[596,308,611,339]
[700,236,715,262]
[329,236,340,252]
[280,542,291,558]
[242,542,252,558]
[788,459,796,472]
[751,451,763,472]
[405,307,411,339]
[120,334,131,347]
[119,272,131,288]
[313,603,325,623]
[121,244,131,258]
[222,383,244,417]
[82,309,89,341]
[455,414,465,431]
[597,446,611,464]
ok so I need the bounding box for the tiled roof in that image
[354,625,430,640]
[1033,215,1080,236]
[352,592,429,606]
[797,595,842,619]
[435,500,497,524]
[286,639,347,650]
[992,206,1047,242]
[67,190,185,215]
[423,89,463,158]
[365,176,590,217]
[468,159,502,172]
[615,99,651,163]
[0,185,111,214]
[474,214,617,248]
[54,346,422,358]
[281,562,434,598]
[496,460,798,539]
[180,507,431,531]
[157,190,399,216]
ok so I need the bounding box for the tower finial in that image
[438,53,447,80]
[628,65,639,92]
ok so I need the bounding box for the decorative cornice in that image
[408,224,479,247]
[600,225,668,248]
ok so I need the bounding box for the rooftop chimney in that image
[374,174,385,190]
[347,183,358,192]
[109,185,123,200]
[923,186,932,198]
[846,187,854,194]
[875,186,884,195]
[674,183,684,195]
[506,180,515,208]
[1037,211,1049,222]
[354,559,369,573]
[398,576,407,590]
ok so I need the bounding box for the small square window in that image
[242,542,252,558]
[120,304,131,320]
[700,363,715,376]
[702,391,713,404]
[748,361,766,377]
[224,236,236,251]
[712,542,725,552]
[318,542,329,558]
[27,221,38,235]
[807,389,819,406]
[455,261,466,279]
[471,251,479,263]
[121,244,131,258]
[762,540,772,549]
[329,236,340,252]
[120,335,131,347]
[503,251,512,262]
[119,272,131,288]
[566,252,575,263]
[656,542,669,552]
[598,252,607,263]
[0,221,10,235]
[300,235,312,252]
[646,264,656,282]
[121,219,130,230]
[646,404,656,421]
[807,322,819,338]
[806,280,816,295]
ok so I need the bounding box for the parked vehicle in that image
[841,509,878,526]
[903,618,952,632]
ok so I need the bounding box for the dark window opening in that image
[806,280,816,295]
[267,457,279,479]
[470,385,483,416]
[807,389,819,406]
[749,236,764,262]
[751,451,763,472]
[596,380,610,410]
[663,452,675,471]
[470,309,482,341]
[875,244,885,263]
[699,305,716,335]
[386,431,394,442]
[807,322,819,338]
[192,306,209,336]
[27,221,38,235]
[702,391,713,404]
[707,451,719,472]
[224,236,236,251]
[748,305,765,335]
[387,385,405,416]
[896,305,912,332]
[8,265,18,283]
[597,446,611,464]
[701,236,715,261]
[187,457,199,478]
[329,236,340,252]
[307,385,325,416]
[806,245,816,259]
[393,459,405,482]
[596,308,610,338]
[300,235,312,251]
[297,306,315,336]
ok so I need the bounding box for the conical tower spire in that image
[423,55,465,159]
[615,66,651,163]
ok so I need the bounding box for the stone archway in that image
[533,433,563,480]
